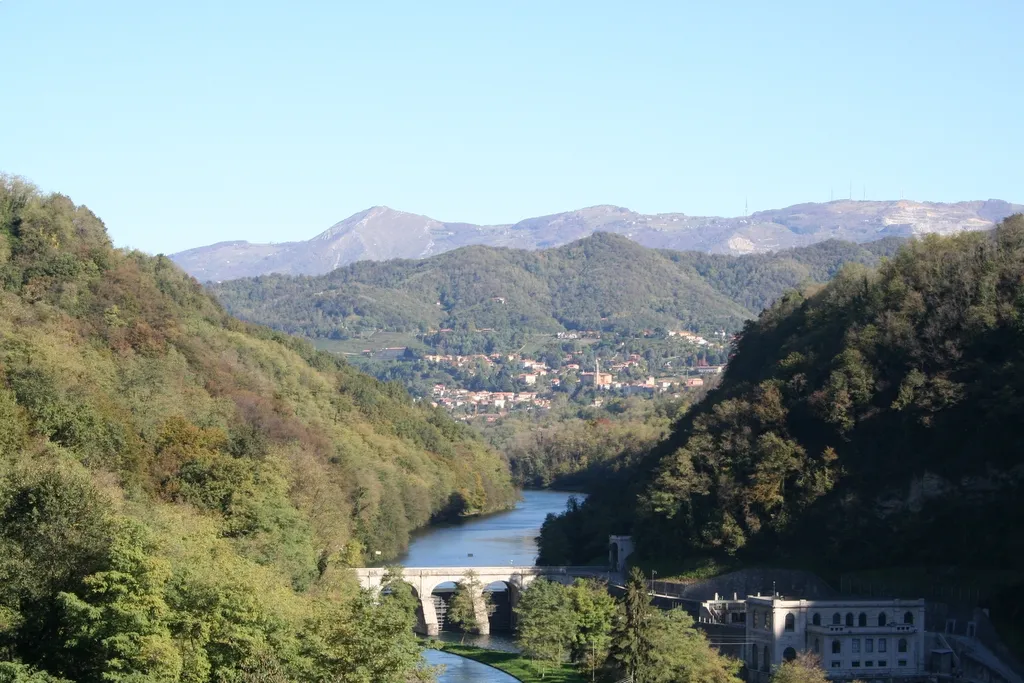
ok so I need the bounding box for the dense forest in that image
[539,217,1024,574]
[479,396,687,489]
[210,232,902,343]
[0,177,516,681]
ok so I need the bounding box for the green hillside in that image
[538,217,1024,574]
[0,177,515,681]
[210,233,902,342]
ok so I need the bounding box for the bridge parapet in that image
[353,566,614,592]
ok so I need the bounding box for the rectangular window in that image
[852,661,861,668]
[879,660,888,667]
[852,639,861,654]
[898,660,908,667]
[831,662,841,669]
[878,638,887,653]
[866,661,874,667]
[866,639,874,653]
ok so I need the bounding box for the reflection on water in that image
[400,489,583,567]
[424,648,520,683]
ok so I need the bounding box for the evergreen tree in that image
[610,567,655,683]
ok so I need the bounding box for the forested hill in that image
[539,215,1024,573]
[210,232,903,340]
[0,177,514,681]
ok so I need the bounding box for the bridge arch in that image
[380,580,430,635]
[483,580,514,632]
[352,566,619,636]
[430,581,460,632]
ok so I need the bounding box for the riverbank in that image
[435,643,586,683]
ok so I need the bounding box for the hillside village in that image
[364,328,730,419]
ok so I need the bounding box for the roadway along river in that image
[407,489,583,682]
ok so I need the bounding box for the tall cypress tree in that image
[610,566,654,683]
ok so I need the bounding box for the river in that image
[401,489,581,567]
[407,489,582,682]
[423,649,518,683]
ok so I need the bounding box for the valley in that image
[4,181,1023,682]
[203,211,1024,677]
[6,2,1023,681]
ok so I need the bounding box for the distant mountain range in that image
[210,232,904,342]
[172,199,1023,282]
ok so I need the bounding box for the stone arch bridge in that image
[354,566,619,636]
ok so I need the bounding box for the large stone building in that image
[740,595,928,682]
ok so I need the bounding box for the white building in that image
[744,596,927,682]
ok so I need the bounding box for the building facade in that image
[744,596,927,682]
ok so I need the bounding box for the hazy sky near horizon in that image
[2,1,1022,255]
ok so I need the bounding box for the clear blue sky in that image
[2,1,1022,255]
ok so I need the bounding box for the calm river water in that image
[401,489,582,567]
[408,489,583,682]
[423,649,518,683]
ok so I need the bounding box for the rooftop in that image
[745,595,927,607]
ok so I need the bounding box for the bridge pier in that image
[419,595,440,636]
[472,590,491,635]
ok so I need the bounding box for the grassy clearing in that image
[311,332,426,355]
[435,642,587,683]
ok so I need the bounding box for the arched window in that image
[752,645,759,670]
[878,612,887,627]
[832,639,842,654]
[813,613,822,626]
[898,638,908,653]
[903,611,914,625]
[846,613,855,627]
[833,612,842,625]
[784,647,797,662]
[763,646,771,671]
[858,613,868,627]
[814,638,821,654]
[785,613,795,632]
